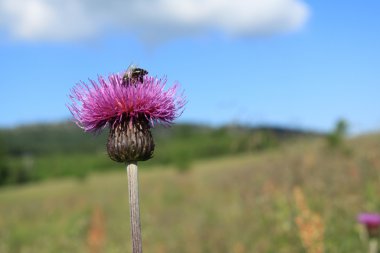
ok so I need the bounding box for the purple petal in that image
[67,72,186,132]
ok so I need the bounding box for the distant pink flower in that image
[67,72,185,132]
[358,213,380,227]
[358,213,380,237]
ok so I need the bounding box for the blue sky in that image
[0,0,379,134]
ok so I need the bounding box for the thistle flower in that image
[358,213,380,238]
[67,67,185,162]
[68,66,185,253]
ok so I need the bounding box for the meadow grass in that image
[0,135,379,252]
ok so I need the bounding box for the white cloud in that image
[0,0,310,42]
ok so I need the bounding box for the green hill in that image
[0,121,320,185]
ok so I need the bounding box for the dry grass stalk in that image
[293,187,325,253]
[87,206,105,253]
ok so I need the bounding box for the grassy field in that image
[0,135,380,253]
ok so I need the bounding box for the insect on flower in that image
[122,66,149,86]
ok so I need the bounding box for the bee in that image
[122,65,148,86]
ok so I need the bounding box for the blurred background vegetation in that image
[0,121,319,185]
[1,120,380,253]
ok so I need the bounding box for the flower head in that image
[68,72,185,132]
[358,212,380,238]
[358,213,380,228]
